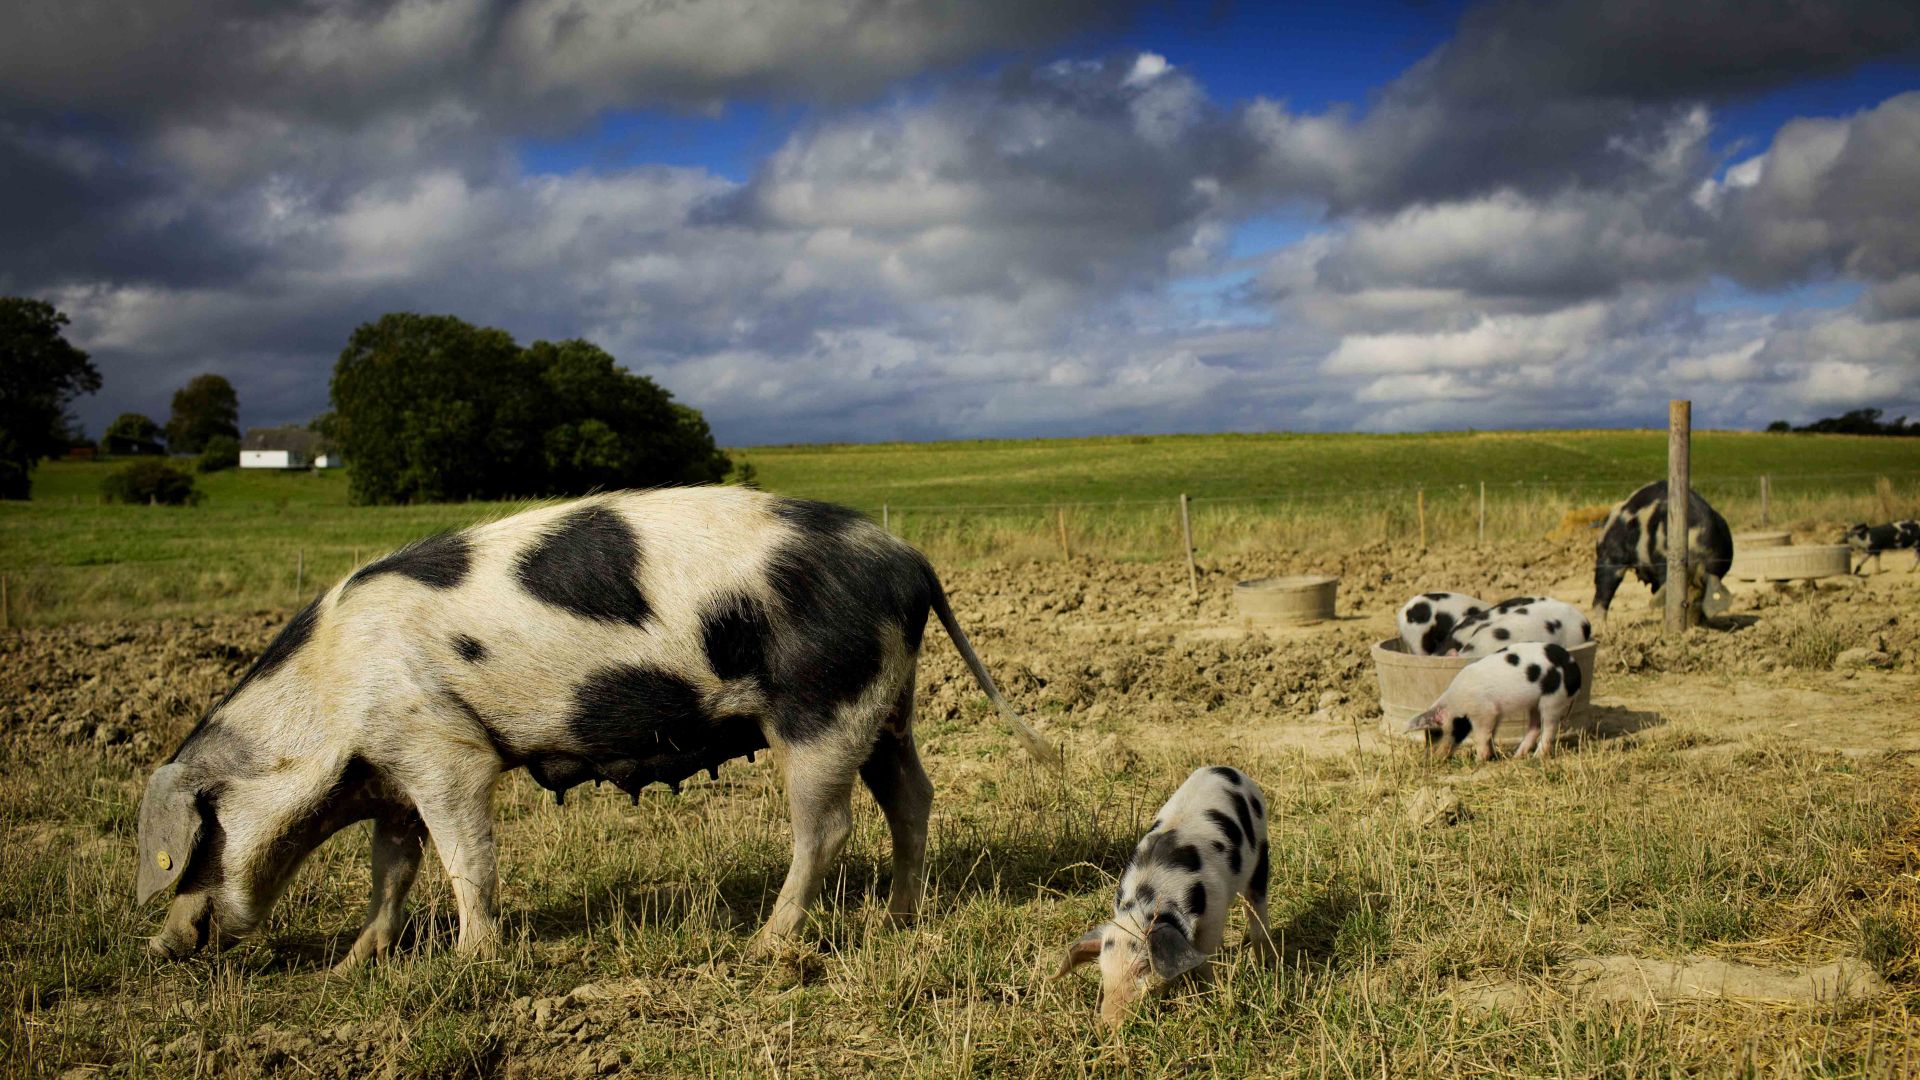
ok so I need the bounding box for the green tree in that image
[104,412,165,449]
[196,433,240,473]
[0,297,101,499]
[101,460,199,505]
[329,314,545,505]
[165,374,240,453]
[529,338,730,491]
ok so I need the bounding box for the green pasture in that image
[3,431,1918,625]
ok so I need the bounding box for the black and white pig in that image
[1844,520,1920,573]
[1592,480,1734,624]
[1057,766,1273,1028]
[1397,592,1486,656]
[1406,642,1583,761]
[135,488,1058,967]
[1445,596,1592,657]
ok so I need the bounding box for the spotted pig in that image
[1593,480,1734,624]
[1058,766,1274,1028]
[1844,520,1920,573]
[134,487,1058,967]
[1446,596,1592,656]
[1406,642,1583,761]
[1397,592,1486,656]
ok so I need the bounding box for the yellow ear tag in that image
[156,850,172,870]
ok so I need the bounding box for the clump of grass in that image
[1782,623,1848,669]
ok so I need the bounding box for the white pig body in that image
[1408,642,1583,761]
[1447,596,1592,656]
[1396,592,1487,656]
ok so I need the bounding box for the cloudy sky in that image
[5,0,1919,444]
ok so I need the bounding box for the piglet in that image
[1446,596,1591,656]
[1397,592,1486,656]
[1407,642,1583,761]
[1058,766,1274,1028]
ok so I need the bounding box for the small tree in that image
[1766,420,1791,433]
[166,374,240,453]
[196,433,240,473]
[1,297,101,499]
[104,412,166,450]
[102,460,200,505]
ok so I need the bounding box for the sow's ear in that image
[1404,707,1444,734]
[1147,921,1207,982]
[136,763,203,904]
[1056,926,1105,978]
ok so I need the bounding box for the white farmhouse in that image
[240,426,342,470]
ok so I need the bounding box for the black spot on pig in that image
[345,532,472,595]
[1205,808,1243,862]
[1423,592,1451,601]
[518,505,650,626]
[1227,790,1257,849]
[1250,794,1264,820]
[1250,841,1269,900]
[1451,715,1472,743]
[453,635,487,663]
[1493,628,1511,641]
[1540,667,1562,696]
[1526,664,1541,683]
[762,510,933,742]
[1580,621,1592,641]
[1505,653,1521,666]
[1186,881,1208,917]
[1406,601,1432,623]
[1563,663,1582,694]
[1421,614,1458,656]
[1131,883,1157,909]
[702,595,770,682]
[1544,620,1561,634]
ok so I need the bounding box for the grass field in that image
[4,430,1920,625]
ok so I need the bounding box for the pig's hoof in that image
[147,934,192,960]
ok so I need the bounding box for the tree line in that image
[1767,409,1920,436]
[0,298,732,503]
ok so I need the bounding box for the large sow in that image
[135,488,1056,966]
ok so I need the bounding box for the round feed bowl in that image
[1727,543,1852,582]
[1234,575,1338,625]
[1734,531,1791,550]
[1372,639,1599,747]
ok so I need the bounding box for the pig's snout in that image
[148,893,213,959]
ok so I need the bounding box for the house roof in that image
[242,426,333,455]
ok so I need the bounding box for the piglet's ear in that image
[1147,922,1206,982]
[1056,926,1105,979]
[136,763,202,905]
[1404,708,1443,733]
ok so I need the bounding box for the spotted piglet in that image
[1058,766,1273,1028]
[1406,642,1583,761]
[1446,596,1592,657]
[1397,592,1486,656]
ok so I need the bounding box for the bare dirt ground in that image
[3,532,1917,1076]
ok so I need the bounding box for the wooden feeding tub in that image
[1371,639,1599,745]
[1734,531,1791,550]
[1727,544,1852,582]
[1233,575,1338,626]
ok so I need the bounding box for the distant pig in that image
[1593,480,1733,624]
[1407,643,1583,761]
[1446,596,1592,657]
[1843,520,1920,573]
[1397,592,1486,656]
[1058,766,1274,1028]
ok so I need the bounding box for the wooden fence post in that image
[1759,475,1770,526]
[1666,400,1692,634]
[882,503,890,533]
[1179,495,1198,596]
[1056,506,1071,561]
[296,549,304,598]
[1416,488,1427,551]
[1477,481,1486,547]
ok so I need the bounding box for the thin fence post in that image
[1416,488,1427,551]
[352,546,360,568]
[882,503,890,533]
[1056,506,1071,561]
[1666,400,1692,635]
[1179,494,1198,597]
[1477,481,1486,547]
[1760,475,1770,526]
[296,549,304,598]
